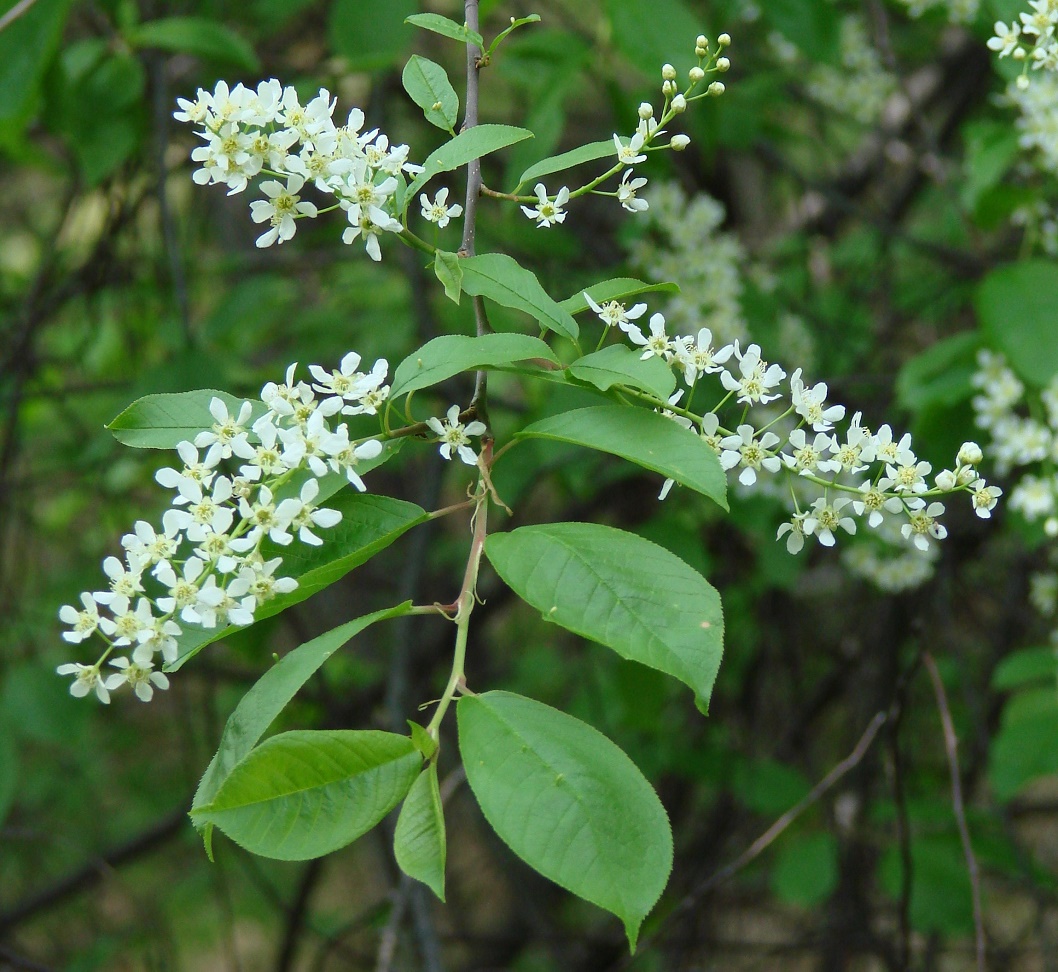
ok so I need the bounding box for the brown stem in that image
[924,652,987,972]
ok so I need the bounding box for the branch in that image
[923,652,987,972]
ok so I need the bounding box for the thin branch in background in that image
[0,0,38,33]
[273,859,325,972]
[374,875,412,972]
[923,652,987,972]
[609,710,889,971]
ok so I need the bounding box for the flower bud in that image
[1017,73,1030,89]
[662,63,677,80]
[638,102,654,119]
[671,94,687,113]
[696,34,708,49]
[1014,46,1026,59]
[670,133,690,151]
[707,80,726,96]
[1047,516,1058,538]
[662,79,677,97]
[695,45,708,58]
[934,470,957,491]
[956,464,977,486]
[689,66,705,83]
[716,56,730,72]
[718,32,731,47]
[957,441,983,465]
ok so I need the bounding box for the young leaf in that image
[193,605,412,813]
[457,691,672,950]
[407,721,438,759]
[168,494,428,671]
[405,125,533,210]
[402,55,459,132]
[568,345,676,400]
[191,730,421,860]
[976,260,1058,386]
[394,762,447,900]
[516,139,616,191]
[434,250,463,304]
[390,333,558,399]
[128,17,260,71]
[460,253,579,341]
[518,404,728,509]
[405,12,484,49]
[558,278,680,316]
[107,389,266,449]
[485,523,724,707]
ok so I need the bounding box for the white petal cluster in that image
[972,347,1058,534]
[57,352,391,702]
[426,406,488,465]
[175,80,423,260]
[613,312,997,556]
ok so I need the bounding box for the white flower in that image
[719,424,781,485]
[240,557,298,602]
[104,657,170,703]
[852,482,906,528]
[520,184,569,228]
[803,497,857,547]
[420,187,463,227]
[309,351,386,404]
[236,485,294,546]
[880,457,932,494]
[617,170,649,213]
[957,441,984,465]
[777,514,807,554]
[56,663,110,703]
[782,429,839,475]
[427,405,487,464]
[322,426,383,491]
[970,479,1003,518]
[872,424,914,466]
[274,478,343,546]
[829,412,876,473]
[614,131,647,165]
[341,203,403,261]
[671,329,734,384]
[155,439,222,492]
[156,558,208,623]
[901,501,947,551]
[627,313,675,360]
[988,20,1023,56]
[193,575,256,629]
[584,293,648,331]
[59,593,103,644]
[122,519,181,566]
[194,398,254,459]
[789,369,845,430]
[249,175,318,247]
[719,342,785,405]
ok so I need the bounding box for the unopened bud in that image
[1017,73,1030,89]
[718,32,731,47]
[662,63,677,80]
[935,470,957,491]
[716,56,730,72]
[707,80,725,96]
[689,66,705,83]
[662,79,677,97]
[638,102,654,119]
[1014,46,1026,59]
[670,133,690,151]
[696,34,708,49]
[695,45,708,58]
[957,441,983,465]
[670,94,687,113]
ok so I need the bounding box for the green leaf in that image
[989,687,1058,799]
[191,730,421,860]
[962,121,1020,214]
[518,405,728,509]
[516,139,616,191]
[558,278,680,316]
[992,646,1058,691]
[977,260,1058,386]
[402,55,459,132]
[606,0,701,79]
[168,494,428,671]
[405,126,534,211]
[405,12,484,49]
[391,332,559,399]
[434,250,463,304]
[771,832,839,907]
[568,345,676,400]
[896,332,980,413]
[0,0,72,127]
[407,721,438,759]
[106,389,266,449]
[329,0,416,70]
[460,253,579,341]
[485,523,724,707]
[192,605,412,814]
[128,17,260,71]
[458,691,672,950]
[394,762,447,900]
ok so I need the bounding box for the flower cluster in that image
[520,33,730,229]
[174,80,423,260]
[989,1,1058,90]
[585,300,999,554]
[972,349,1058,531]
[57,351,394,703]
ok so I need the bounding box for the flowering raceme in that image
[56,350,490,703]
